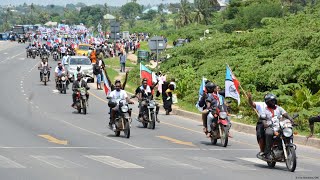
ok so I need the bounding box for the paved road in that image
[0,42,319,180]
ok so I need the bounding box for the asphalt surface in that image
[0,41,319,180]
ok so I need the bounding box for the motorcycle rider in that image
[205,82,226,138]
[136,78,160,123]
[54,62,68,89]
[255,93,293,160]
[71,73,90,108]
[38,57,51,81]
[197,81,216,134]
[109,81,134,131]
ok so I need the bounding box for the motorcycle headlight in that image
[283,128,293,137]
[149,101,156,107]
[121,105,129,113]
[61,76,66,81]
[219,112,227,119]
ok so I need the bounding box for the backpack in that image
[93,64,100,75]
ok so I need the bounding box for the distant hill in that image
[0,0,182,6]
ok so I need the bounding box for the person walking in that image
[119,51,126,73]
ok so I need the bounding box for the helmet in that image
[77,65,81,72]
[264,93,277,105]
[108,99,117,108]
[205,82,216,93]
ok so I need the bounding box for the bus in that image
[12,25,25,35]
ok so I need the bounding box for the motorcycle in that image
[208,104,230,147]
[52,51,59,61]
[18,35,25,43]
[75,87,88,115]
[138,96,157,129]
[57,73,68,94]
[31,49,37,59]
[107,98,132,138]
[39,66,51,86]
[257,114,299,172]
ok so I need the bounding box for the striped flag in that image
[102,70,111,96]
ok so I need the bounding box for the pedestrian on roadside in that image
[308,115,320,138]
[90,48,97,64]
[119,51,126,73]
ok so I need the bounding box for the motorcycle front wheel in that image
[221,125,229,147]
[82,99,87,115]
[286,146,297,172]
[124,121,130,138]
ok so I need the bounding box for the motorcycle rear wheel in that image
[286,146,297,172]
[267,161,276,168]
[142,122,147,128]
[211,135,217,145]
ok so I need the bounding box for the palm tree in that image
[177,0,193,27]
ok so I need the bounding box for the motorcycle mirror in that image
[292,113,299,119]
[106,96,111,99]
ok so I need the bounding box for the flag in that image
[102,70,111,96]
[196,77,207,112]
[140,63,153,86]
[198,77,206,97]
[225,65,240,105]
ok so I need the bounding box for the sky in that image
[0,0,185,7]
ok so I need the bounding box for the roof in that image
[142,6,171,14]
[103,14,115,20]
[217,0,230,6]
[44,21,58,27]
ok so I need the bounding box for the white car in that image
[64,56,94,83]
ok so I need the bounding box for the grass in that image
[139,41,149,51]
[104,57,136,68]
[105,67,119,82]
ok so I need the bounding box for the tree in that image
[120,2,142,19]
[121,2,142,28]
[141,9,157,21]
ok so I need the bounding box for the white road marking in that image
[31,155,84,168]
[144,156,201,170]
[0,155,25,168]
[52,90,59,94]
[238,158,312,172]
[85,155,143,169]
[35,106,39,109]
[21,90,24,93]
[3,53,8,54]
[191,157,256,170]
[59,120,141,149]
[23,94,26,96]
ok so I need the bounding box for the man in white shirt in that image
[109,81,134,131]
[60,45,67,58]
[248,92,293,159]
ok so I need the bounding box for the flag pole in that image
[226,64,259,116]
